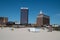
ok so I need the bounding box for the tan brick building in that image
[0,17,8,26]
[36,11,50,26]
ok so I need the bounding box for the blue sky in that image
[0,0,60,24]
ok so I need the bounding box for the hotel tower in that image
[20,7,28,25]
[36,11,50,26]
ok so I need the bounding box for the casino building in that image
[20,7,28,25]
[36,11,50,26]
[0,17,8,26]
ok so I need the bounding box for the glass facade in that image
[20,8,28,24]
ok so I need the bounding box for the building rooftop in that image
[0,17,8,18]
[40,10,43,14]
[21,7,28,9]
[37,11,49,18]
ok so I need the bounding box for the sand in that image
[0,27,60,40]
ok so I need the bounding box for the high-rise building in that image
[20,7,28,25]
[36,11,50,26]
[0,17,8,24]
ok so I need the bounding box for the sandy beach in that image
[0,27,60,40]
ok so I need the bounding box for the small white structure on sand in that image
[28,28,40,32]
[28,27,49,32]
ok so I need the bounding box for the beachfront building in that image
[0,17,8,26]
[20,7,28,25]
[36,11,50,26]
